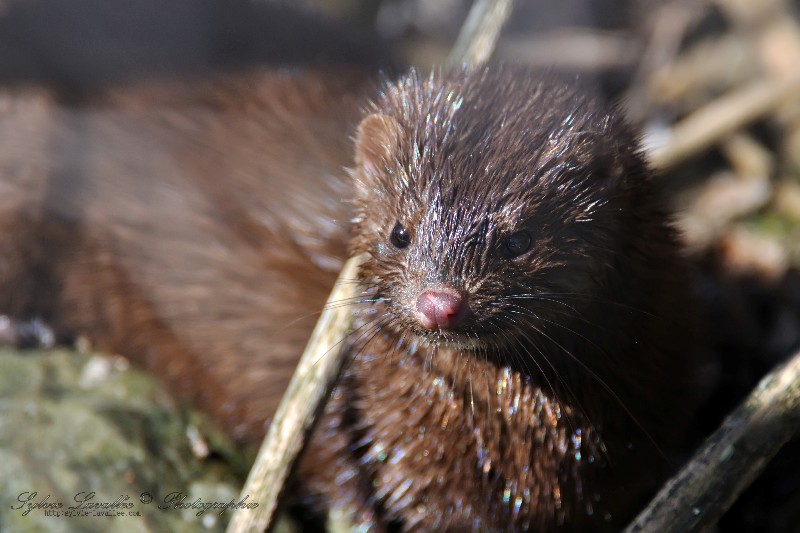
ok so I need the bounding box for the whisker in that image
[510,292,658,319]
[505,304,614,363]
[492,313,588,437]
[308,317,376,369]
[507,311,665,459]
[283,294,389,329]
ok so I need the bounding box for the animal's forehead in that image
[379,69,602,142]
[390,88,605,179]
[398,118,592,205]
[411,163,542,229]
[373,69,623,217]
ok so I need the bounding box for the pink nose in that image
[415,289,470,330]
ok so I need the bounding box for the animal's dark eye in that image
[390,222,411,249]
[501,230,532,258]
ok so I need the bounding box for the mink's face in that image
[351,69,646,351]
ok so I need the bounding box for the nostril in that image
[415,289,470,330]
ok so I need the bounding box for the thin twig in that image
[225,255,363,533]
[648,76,800,170]
[448,0,515,69]
[624,349,800,533]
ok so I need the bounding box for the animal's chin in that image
[429,336,484,351]
[401,321,543,356]
[405,327,488,351]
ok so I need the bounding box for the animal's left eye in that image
[501,230,532,258]
[390,222,411,249]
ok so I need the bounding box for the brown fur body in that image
[0,67,701,530]
[0,68,363,441]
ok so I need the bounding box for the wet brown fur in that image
[300,68,702,530]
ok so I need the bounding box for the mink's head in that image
[350,67,656,353]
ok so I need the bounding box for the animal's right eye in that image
[390,222,411,249]
[500,230,532,258]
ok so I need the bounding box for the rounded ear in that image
[355,113,401,177]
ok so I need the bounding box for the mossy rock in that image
[0,348,248,533]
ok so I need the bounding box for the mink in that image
[295,67,703,531]
[0,64,703,530]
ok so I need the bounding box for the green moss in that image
[0,349,247,532]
